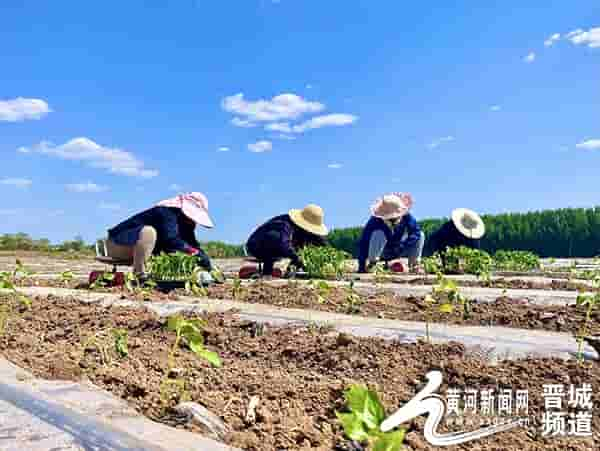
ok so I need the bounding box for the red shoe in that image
[239,264,260,279]
[389,261,406,273]
[271,268,283,278]
[89,271,125,287]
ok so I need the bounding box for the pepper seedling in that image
[336,384,405,451]
[112,328,129,358]
[575,272,600,364]
[298,246,349,279]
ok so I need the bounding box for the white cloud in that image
[223,93,325,126]
[265,122,292,133]
[523,52,536,63]
[18,137,158,178]
[248,140,273,153]
[291,114,358,133]
[266,114,358,134]
[66,182,108,193]
[0,177,32,188]
[99,202,121,211]
[0,209,20,215]
[217,146,230,152]
[0,97,51,122]
[306,84,313,89]
[576,139,600,150]
[169,183,182,191]
[277,134,296,140]
[231,117,258,128]
[428,136,455,149]
[566,27,600,48]
[490,105,501,112]
[328,163,343,169]
[544,33,561,47]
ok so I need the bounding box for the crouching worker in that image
[106,192,215,279]
[424,208,485,257]
[243,204,329,278]
[358,193,425,274]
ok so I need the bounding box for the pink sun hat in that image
[157,192,214,228]
[370,192,414,220]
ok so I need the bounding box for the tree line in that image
[3,206,600,258]
[328,207,600,258]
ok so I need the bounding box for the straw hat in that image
[451,208,485,239]
[156,192,214,228]
[289,204,329,236]
[371,193,413,220]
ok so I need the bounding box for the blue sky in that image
[1,1,599,244]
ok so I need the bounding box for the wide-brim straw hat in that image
[157,192,214,228]
[289,204,329,236]
[370,193,413,220]
[451,208,485,239]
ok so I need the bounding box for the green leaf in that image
[439,303,454,314]
[196,348,222,367]
[344,385,386,430]
[372,430,406,451]
[167,315,183,332]
[336,412,370,441]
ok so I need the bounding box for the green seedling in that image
[90,272,115,290]
[159,314,221,408]
[60,270,75,286]
[493,250,540,272]
[422,255,443,275]
[185,267,209,296]
[165,315,222,368]
[433,274,471,320]
[149,252,199,281]
[112,328,129,358]
[231,277,244,299]
[444,247,493,278]
[372,262,392,286]
[0,303,10,336]
[80,332,111,367]
[0,260,34,312]
[575,273,600,364]
[336,384,405,451]
[298,246,349,279]
[309,280,332,304]
[344,281,362,314]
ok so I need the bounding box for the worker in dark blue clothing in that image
[358,193,425,273]
[106,192,214,276]
[244,204,328,277]
[423,208,485,257]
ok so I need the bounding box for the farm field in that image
[0,252,599,451]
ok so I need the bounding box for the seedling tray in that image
[154,280,186,293]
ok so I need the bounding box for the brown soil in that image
[398,277,596,292]
[0,294,598,451]
[206,283,600,336]
[13,278,600,335]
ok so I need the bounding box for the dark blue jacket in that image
[108,206,203,256]
[358,214,421,272]
[423,220,481,257]
[246,214,325,266]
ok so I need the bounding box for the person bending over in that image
[106,192,214,278]
[358,193,425,274]
[245,204,329,277]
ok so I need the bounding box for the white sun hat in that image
[370,193,414,220]
[157,192,214,228]
[451,208,485,239]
